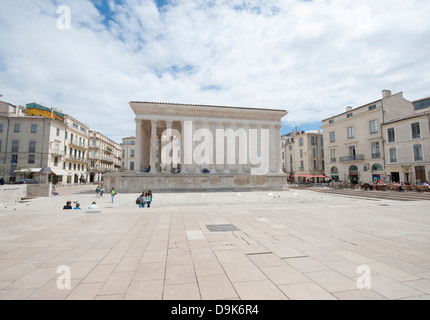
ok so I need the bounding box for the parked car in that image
[14,179,39,184]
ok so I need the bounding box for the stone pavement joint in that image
[0,189,429,300]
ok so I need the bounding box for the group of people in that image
[95,185,117,203]
[63,201,99,210]
[136,191,153,208]
[62,186,154,210]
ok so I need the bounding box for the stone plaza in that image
[0,186,429,300]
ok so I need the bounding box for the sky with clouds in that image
[1,0,429,142]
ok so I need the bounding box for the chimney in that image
[346,106,353,112]
[382,90,392,98]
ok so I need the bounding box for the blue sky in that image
[1,0,429,143]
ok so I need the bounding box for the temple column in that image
[268,124,277,173]
[275,124,283,174]
[237,122,245,174]
[166,120,173,174]
[180,120,188,174]
[210,122,217,174]
[135,119,143,172]
[150,120,157,174]
[157,130,162,173]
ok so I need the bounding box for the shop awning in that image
[50,169,69,176]
[15,168,42,173]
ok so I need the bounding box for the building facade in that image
[1,99,121,185]
[103,102,288,192]
[132,102,287,175]
[282,130,325,182]
[121,136,136,172]
[88,131,122,183]
[0,102,70,184]
[382,99,430,183]
[321,90,423,184]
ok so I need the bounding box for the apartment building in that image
[63,114,90,184]
[0,102,69,184]
[121,136,136,171]
[88,131,122,182]
[282,130,325,182]
[321,90,416,184]
[1,99,122,185]
[382,97,430,183]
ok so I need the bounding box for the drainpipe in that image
[380,99,387,182]
[40,119,47,184]
[3,117,10,180]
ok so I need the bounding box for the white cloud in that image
[1,0,429,141]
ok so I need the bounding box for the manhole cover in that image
[206,224,241,232]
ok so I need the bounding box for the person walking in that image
[99,186,104,198]
[110,187,117,203]
[95,185,101,198]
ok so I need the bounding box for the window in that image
[300,149,303,158]
[92,140,96,147]
[0,140,2,152]
[12,140,19,152]
[54,157,58,167]
[347,113,353,118]
[349,146,356,158]
[28,155,35,164]
[330,149,336,162]
[330,132,335,143]
[389,148,397,163]
[369,105,376,111]
[288,145,292,151]
[411,122,421,139]
[13,123,20,133]
[29,141,36,153]
[130,162,135,171]
[329,119,334,124]
[11,155,18,164]
[313,160,317,170]
[0,123,3,132]
[31,124,37,133]
[414,144,423,161]
[370,120,378,134]
[56,128,60,136]
[347,127,354,139]
[311,136,316,146]
[313,148,316,157]
[72,123,79,129]
[387,128,395,143]
[299,138,303,146]
[300,160,304,169]
[131,149,135,157]
[371,142,380,158]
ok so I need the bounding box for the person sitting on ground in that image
[63,201,73,210]
[139,192,147,208]
[52,186,59,196]
[147,190,153,208]
[73,203,82,210]
[88,202,99,209]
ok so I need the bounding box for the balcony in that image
[50,149,65,156]
[66,156,88,163]
[339,155,365,162]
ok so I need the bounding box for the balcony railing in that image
[50,149,65,156]
[339,155,365,162]
[66,156,88,163]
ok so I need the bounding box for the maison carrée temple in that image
[103,101,289,192]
